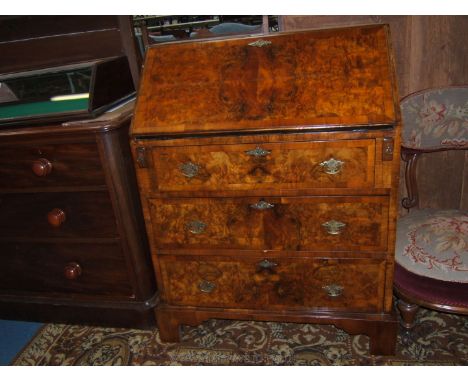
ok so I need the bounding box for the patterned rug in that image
[12,308,468,365]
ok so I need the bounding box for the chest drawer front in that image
[150,195,388,251]
[0,242,133,297]
[0,192,118,238]
[0,143,105,190]
[159,255,385,312]
[152,139,375,192]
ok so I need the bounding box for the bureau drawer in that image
[152,139,375,192]
[159,255,385,312]
[0,242,133,297]
[0,143,105,190]
[150,195,389,251]
[0,192,118,238]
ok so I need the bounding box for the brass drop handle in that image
[180,162,200,178]
[64,262,82,280]
[186,220,207,234]
[199,280,216,293]
[32,158,52,177]
[320,158,344,175]
[323,284,344,297]
[322,220,346,235]
[47,208,66,227]
[250,200,275,210]
[245,146,271,157]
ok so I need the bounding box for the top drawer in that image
[0,143,105,190]
[151,139,375,192]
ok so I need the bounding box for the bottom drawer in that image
[159,255,386,312]
[0,242,133,298]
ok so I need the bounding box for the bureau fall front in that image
[131,24,401,355]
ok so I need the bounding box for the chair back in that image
[400,86,468,210]
[400,86,468,151]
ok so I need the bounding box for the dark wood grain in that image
[0,30,123,75]
[117,16,142,89]
[0,16,154,328]
[416,151,466,210]
[0,16,138,76]
[0,296,157,329]
[0,16,119,42]
[0,101,157,328]
[0,242,132,296]
[0,191,118,238]
[0,142,105,190]
[96,124,156,300]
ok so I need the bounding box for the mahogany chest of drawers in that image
[0,101,157,328]
[131,25,401,354]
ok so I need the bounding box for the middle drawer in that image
[0,191,118,238]
[149,195,389,252]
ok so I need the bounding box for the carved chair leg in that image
[397,299,420,330]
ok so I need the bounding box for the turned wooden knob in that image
[32,158,52,177]
[47,208,66,227]
[64,262,82,280]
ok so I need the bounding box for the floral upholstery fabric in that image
[400,87,468,149]
[396,209,468,283]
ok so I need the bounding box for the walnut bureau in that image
[131,25,401,354]
[0,100,157,328]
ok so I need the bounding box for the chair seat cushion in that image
[395,209,468,283]
[394,263,468,309]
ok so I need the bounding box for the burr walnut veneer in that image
[131,25,402,354]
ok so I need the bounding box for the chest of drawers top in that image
[132,24,399,137]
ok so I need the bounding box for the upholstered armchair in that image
[394,86,468,329]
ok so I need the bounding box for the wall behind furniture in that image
[279,16,468,212]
